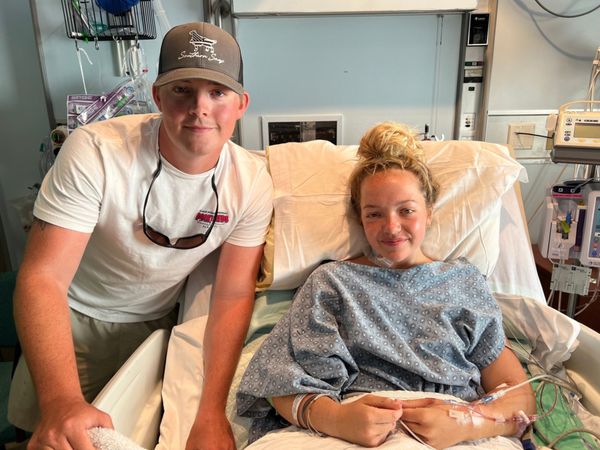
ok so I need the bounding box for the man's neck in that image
[158,129,223,175]
[160,147,222,175]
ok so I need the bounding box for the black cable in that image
[533,0,600,18]
[515,132,553,140]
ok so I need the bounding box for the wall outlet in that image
[507,123,536,149]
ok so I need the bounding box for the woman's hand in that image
[400,398,472,450]
[321,394,403,447]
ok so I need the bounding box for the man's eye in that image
[212,89,226,97]
[173,86,189,94]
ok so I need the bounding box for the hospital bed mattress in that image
[92,304,600,449]
[92,140,600,449]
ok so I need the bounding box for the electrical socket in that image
[507,123,536,150]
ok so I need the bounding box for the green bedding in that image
[531,376,599,450]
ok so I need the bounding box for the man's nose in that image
[190,92,210,116]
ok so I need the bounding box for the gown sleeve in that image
[236,264,358,419]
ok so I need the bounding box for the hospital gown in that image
[236,258,505,442]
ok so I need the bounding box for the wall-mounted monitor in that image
[261,114,343,147]
[467,13,489,46]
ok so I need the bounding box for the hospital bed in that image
[92,139,600,449]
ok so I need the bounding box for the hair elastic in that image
[292,393,308,427]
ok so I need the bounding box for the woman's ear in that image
[426,207,433,227]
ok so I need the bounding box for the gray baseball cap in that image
[154,22,244,94]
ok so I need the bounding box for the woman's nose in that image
[383,215,402,233]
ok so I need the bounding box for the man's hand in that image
[184,243,263,450]
[27,398,113,450]
[185,411,236,450]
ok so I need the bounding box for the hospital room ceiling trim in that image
[230,0,478,16]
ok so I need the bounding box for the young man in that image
[9,22,272,450]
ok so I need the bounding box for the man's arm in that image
[185,242,263,450]
[14,219,112,450]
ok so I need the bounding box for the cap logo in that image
[178,30,224,64]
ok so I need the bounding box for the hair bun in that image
[358,122,423,162]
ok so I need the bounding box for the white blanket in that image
[246,392,521,450]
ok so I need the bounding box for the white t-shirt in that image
[34,114,273,323]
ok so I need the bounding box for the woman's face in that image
[359,169,432,269]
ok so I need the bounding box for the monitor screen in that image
[588,196,600,259]
[574,122,600,139]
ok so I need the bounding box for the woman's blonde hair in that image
[349,122,440,217]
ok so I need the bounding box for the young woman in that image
[237,122,535,449]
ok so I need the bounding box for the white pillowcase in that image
[259,139,526,290]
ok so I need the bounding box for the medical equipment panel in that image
[551,101,600,164]
[580,190,600,267]
[555,108,600,149]
[539,191,586,261]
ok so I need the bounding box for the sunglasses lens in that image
[143,169,218,250]
[144,225,171,247]
[175,235,207,249]
[144,223,208,249]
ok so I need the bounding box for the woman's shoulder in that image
[301,260,370,285]
[436,257,482,275]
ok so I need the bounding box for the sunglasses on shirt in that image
[142,158,219,250]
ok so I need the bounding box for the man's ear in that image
[152,85,162,111]
[237,92,250,118]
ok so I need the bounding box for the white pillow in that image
[496,293,580,371]
[259,140,526,290]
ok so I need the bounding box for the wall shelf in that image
[61,0,156,41]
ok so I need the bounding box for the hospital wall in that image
[484,0,600,244]
[0,1,48,272]
[235,14,461,148]
[0,0,599,270]
[0,0,203,270]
